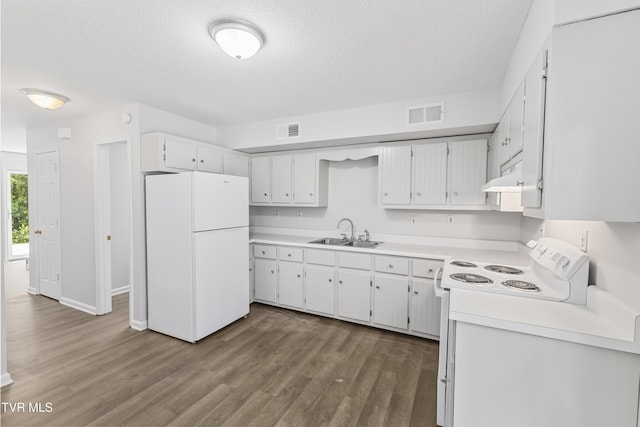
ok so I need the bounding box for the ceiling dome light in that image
[21,88,69,110]
[209,18,264,60]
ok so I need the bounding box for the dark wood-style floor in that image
[2,291,439,426]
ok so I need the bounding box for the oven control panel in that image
[528,238,588,280]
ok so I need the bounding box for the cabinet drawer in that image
[278,246,303,263]
[338,252,372,271]
[412,259,443,279]
[375,256,409,275]
[305,249,335,266]
[253,245,276,259]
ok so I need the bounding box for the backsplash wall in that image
[250,157,522,241]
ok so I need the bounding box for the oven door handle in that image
[433,267,444,297]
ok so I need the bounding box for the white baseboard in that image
[59,297,97,315]
[1,372,14,387]
[111,285,130,296]
[27,287,37,295]
[130,319,148,331]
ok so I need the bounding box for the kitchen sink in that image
[308,237,383,249]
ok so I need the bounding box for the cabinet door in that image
[271,155,292,203]
[380,145,412,205]
[165,138,197,170]
[249,257,254,303]
[224,152,249,177]
[413,142,448,206]
[410,279,441,336]
[293,153,316,204]
[254,258,277,303]
[521,50,547,209]
[250,157,270,203]
[496,115,510,166]
[305,265,335,315]
[337,269,371,322]
[508,82,525,157]
[278,261,304,309]
[373,275,409,330]
[449,140,487,206]
[197,145,224,173]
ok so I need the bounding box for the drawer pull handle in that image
[192,158,196,162]
[339,280,343,284]
[200,159,204,163]
[264,193,267,196]
[285,193,289,196]
[270,270,274,274]
[287,254,291,257]
[388,264,393,269]
[375,285,380,289]
[328,279,332,283]
[309,192,313,196]
[297,274,301,278]
[262,251,266,254]
[414,291,418,295]
[428,269,434,273]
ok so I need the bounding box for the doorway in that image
[94,137,132,315]
[6,171,29,260]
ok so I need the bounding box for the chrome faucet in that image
[337,217,355,241]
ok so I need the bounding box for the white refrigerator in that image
[145,171,249,343]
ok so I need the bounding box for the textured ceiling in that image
[1,0,532,139]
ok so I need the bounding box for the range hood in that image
[482,162,522,193]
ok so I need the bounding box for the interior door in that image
[35,150,61,300]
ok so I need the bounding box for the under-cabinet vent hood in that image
[482,162,522,193]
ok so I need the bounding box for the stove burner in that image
[449,273,493,284]
[484,265,524,275]
[451,261,478,268]
[502,280,540,292]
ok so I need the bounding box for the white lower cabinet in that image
[337,269,371,322]
[305,265,335,315]
[254,258,277,303]
[373,275,409,330]
[278,261,304,309]
[410,279,441,335]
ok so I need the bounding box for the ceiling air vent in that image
[277,122,300,139]
[407,102,445,125]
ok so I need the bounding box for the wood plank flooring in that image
[1,292,439,426]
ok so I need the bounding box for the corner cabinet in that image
[141,132,249,176]
[380,139,488,210]
[250,153,328,207]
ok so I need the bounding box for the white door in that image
[373,275,409,329]
[293,153,316,204]
[337,269,370,322]
[254,258,277,303]
[271,155,292,203]
[305,265,335,315]
[164,137,197,170]
[35,150,61,300]
[413,142,448,206]
[196,145,223,173]
[278,261,304,309]
[250,157,270,203]
[448,140,488,206]
[410,279,441,336]
[380,145,412,205]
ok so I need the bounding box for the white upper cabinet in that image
[141,132,247,176]
[197,145,224,173]
[508,82,525,157]
[381,139,488,210]
[380,145,412,205]
[413,142,448,206]
[250,156,270,204]
[293,153,316,204]
[271,155,293,203]
[250,153,328,207]
[449,140,488,206]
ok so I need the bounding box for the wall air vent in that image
[277,122,301,139]
[407,102,445,125]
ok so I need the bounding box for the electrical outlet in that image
[275,210,280,219]
[296,211,303,218]
[448,216,454,224]
[539,223,545,238]
[410,216,416,225]
[579,229,588,251]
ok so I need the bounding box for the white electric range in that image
[435,237,590,427]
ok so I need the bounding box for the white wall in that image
[218,88,500,151]
[109,143,130,292]
[520,216,640,305]
[252,155,522,242]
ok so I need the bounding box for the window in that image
[7,171,29,260]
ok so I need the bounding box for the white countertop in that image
[250,230,531,265]
[449,286,640,355]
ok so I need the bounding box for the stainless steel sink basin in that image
[308,237,349,246]
[344,240,383,248]
[308,237,383,249]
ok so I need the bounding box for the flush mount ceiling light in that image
[208,18,264,60]
[21,88,69,110]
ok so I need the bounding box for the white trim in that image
[111,285,130,296]
[130,319,148,331]
[59,297,97,315]
[93,136,133,316]
[1,372,13,387]
[3,168,30,262]
[27,286,37,295]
